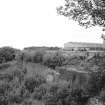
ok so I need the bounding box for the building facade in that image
[64,35,105,51]
[64,42,105,51]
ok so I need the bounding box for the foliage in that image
[16,51,45,63]
[1,48,105,105]
[99,89,105,102]
[66,55,85,65]
[57,0,105,28]
[24,74,46,93]
[32,84,48,101]
[87,54,105,70]
[32,51,44,63]
[44,85,89,105]
[0,62,11,70]
[87,70,105,97]
[43,52,66,69]
[0,47,16,63]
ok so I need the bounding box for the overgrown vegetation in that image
[0,46,105,105]
[0,47,16,63]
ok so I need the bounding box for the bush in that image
[66,56,83,66]
[87,70,105,97]
[0,82,10,105]
[24,74,46,93]
[44,85,89,105]
[0,66,28,105]
[22,52,32,62]
[32,83,60,101]
[0,47,16,63]
[32,84,48,100]
[43,52,66,69]
[33,51,44,63]
[16,50,45,63]
[0,62,11,70]
[99,89,105,102]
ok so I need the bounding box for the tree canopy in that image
[57,0,105,28]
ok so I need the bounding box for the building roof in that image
[64,42,105,48]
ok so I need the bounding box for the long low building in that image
[64,42,105,51]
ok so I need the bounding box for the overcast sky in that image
[0,0,103,49]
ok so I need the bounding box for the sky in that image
[0,0,104,49]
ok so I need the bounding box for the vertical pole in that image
[102,28,105,46]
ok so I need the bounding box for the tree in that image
[0,47,16,63]
[57,0,105,29]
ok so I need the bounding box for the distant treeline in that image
[24,46,61,51]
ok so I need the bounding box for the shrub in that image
[87,70,105,97]
[15,51,24,63]
[24,74,46,93]
[21,99,45,105]
[66,56,83,66]
[43,52,66,69]
[43,83,89,105]
[0,47,16,63]
[32,51,44,63]
[0,82,11,105]
[32,84,48,100]
[22,52,32,62]
[0,66,28,105]
[16,50,45,63]
[99,89,105,102]
[0,62,11,70]
[7,88,23,104]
